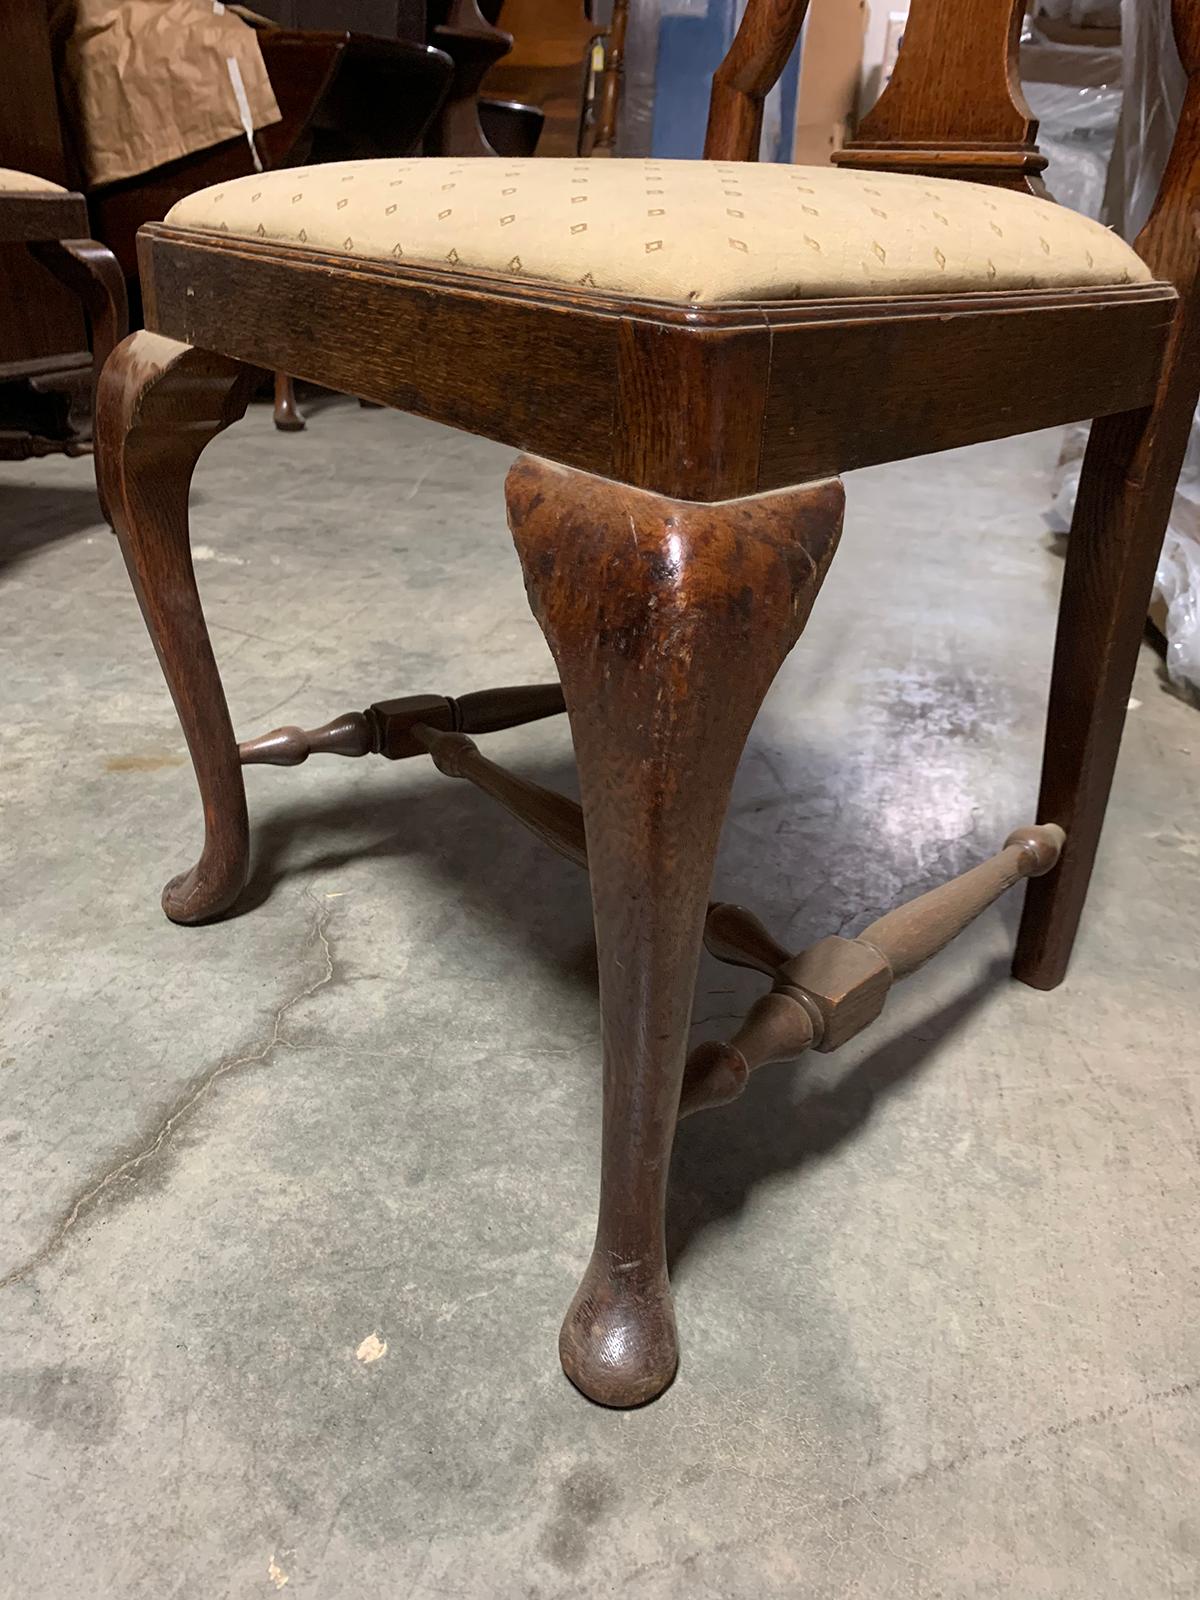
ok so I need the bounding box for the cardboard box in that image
[59,0,281,188]
[793,0,868,167]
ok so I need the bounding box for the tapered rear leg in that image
[1017,1,1200,987]
[96,331,259,924]
[507,456,844,1406]
[1015,387,1200,986]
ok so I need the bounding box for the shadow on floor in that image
[239,753,596,984]
[0,482,105,569]
[227,739,1021,1260]
[668,960,1008,1271]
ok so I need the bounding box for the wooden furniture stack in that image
[0,171,126,460]
[0,2,111,456]
[481,0,605,156]
[94,0,1199,1408]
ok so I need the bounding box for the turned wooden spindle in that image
[590,0,630,156]
[238,712,374,766]
[858,824,1065,980]
[680,990,817,1117]
[412,725,588,869]
[681,823,1066,1117]
[237,682,566,766]
[703,901,791,975]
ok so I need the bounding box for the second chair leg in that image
[507,456,845,1406]
[97,331,259,924]
[273,372,307,432]
[1014,391,1198,989]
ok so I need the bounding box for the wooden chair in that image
[0,170,127,460]
[95,0,1200,1408]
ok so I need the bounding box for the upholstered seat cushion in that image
[167,157,1150,306]
[0,168,67,193]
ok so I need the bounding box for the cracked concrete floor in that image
[2,399,1198,1599]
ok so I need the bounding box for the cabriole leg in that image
[507,455,844,1406]
[96,331,259,924]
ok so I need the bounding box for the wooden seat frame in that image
[96,0,1200,1408]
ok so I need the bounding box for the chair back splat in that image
[705,0,1040,187]
[835,0,1042,189]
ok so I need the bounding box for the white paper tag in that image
[225,54,263,172]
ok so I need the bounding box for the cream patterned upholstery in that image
[0,168,67,193]
[167,157,1151,307]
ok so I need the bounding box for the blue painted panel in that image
[650,11,733,160]
[649,2,802,162]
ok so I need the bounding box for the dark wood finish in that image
[0,183,127,458]
[273,371,308,432]
[0,194,88,245]
[28,239,130,411]
[684,825,1065,1117]
[96,332,260,924]
[1014,0,1200,989]
[238,682,566,763]
[137,227,1177,502]
[704,0,811,162]
[0,0,87,369]
[507,455,844,1406]
[477,97,545,156]
[427,0,513,157]
[757,287,1173,484]
[834,0,1046,191]
[95,0,1200,1408]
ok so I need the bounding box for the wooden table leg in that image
[507,454,844,1406]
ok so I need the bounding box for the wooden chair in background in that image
[96,0,1199,1406]
[0,170,126,460]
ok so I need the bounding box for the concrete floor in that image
[1,400,1197,1599]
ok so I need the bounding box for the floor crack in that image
[0,894,338,1292]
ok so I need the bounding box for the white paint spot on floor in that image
[267,1555,289,1588]
[191,544,246,566]
[1127,697,1142,710]
[356,1332,387,1364]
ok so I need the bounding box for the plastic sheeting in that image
[1040,0,1200,695]
[616,0,789,160]
[1021,23,1122,219]
[1111,0,1198,694]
